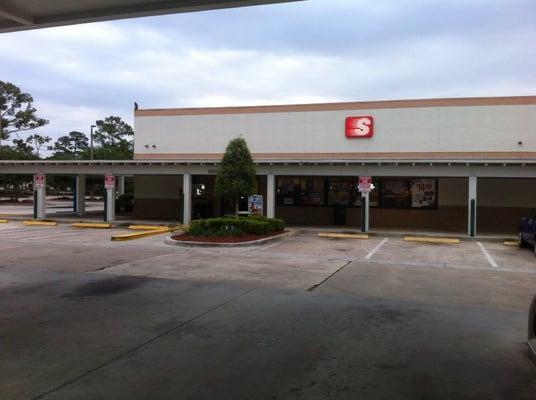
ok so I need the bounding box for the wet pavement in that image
[1,222,535,399]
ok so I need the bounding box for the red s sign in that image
[345,116,373,138]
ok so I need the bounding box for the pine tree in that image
[214,137,256,217]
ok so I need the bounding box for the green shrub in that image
[187,219,207,235]
[273,218,285,232]
[186,216,285,236]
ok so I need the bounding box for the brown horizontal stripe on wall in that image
[134,151,536,161]
[135,96,536,117]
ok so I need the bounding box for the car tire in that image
[519,233,529,248]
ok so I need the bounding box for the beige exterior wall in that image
[134,99,536,158]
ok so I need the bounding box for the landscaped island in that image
[171,216,286,244]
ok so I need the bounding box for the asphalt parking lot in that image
[1,222,536,399]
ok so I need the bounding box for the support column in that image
[183,173,191,225]
[468,176,477,236]
[118,176,125,196]
[104,174,116,222]
[33,174,46,220]
[267,174,275,219]
[105,185,116,222]
[72,177,77,212]
[361,192,369,233]
[75,175,86,216]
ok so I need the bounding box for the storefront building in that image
[132,96,536,234]
[1,96,535,235]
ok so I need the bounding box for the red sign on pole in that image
[104,174,115,190]
[34,173,45,188]
[345,116,374,138]
[358,176,372,193]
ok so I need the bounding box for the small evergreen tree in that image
[215,137,256,217]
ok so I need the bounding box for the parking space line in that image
[0,227,53,237]
[477,242,498,268]
[22,231,80,241]
[365,238,388,260]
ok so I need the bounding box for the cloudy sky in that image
[1,0,535,142]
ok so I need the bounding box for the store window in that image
[276,177,325,206]
[380,178,437,209]
[328,178,358,206]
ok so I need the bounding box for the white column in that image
[183,173,191,225]
[363,192,370,232]
[118,176,125,196]
[75,175,86,216]
[360,192,370,233]
[266,174,275,219]
[468,176,477,236]
[106,185,116,222]
[36,185,46,219]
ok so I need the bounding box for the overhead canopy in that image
[0,0,302,33]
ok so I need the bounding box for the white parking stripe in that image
[365,238,388,260]
[0,229,52,238]
[477,242,498,268]
[22,231,78,240]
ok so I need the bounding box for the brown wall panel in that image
[371,206,467,232]
[134,198,181,220]
[477,207,529,234]
[276,206,334,225]
[276,205,467,231]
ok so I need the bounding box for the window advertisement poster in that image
[382,180,411,208]
[411,179,437,208]
[248,195,263,215]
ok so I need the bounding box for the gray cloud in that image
[0,0,535,142]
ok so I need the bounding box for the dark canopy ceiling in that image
[0,0,302,33]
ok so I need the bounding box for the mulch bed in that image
[171,231,284,243]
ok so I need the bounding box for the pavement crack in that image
[31,286,257,400]
[307,259,353,292]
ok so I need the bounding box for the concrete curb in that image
[72,222,112,229]
[318,232,369,240]
[22,220,58,226]
[165,230,295,247]
[296,228,515,242]
[112,228,172,241]
[404,236,460,244]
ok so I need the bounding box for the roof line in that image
[135,95,536,117]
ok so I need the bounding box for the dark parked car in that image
[518,214,536,255]
[529,295,536,366]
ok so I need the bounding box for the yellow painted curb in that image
[318,232,369,240]
[0,219,9,223]
[404,236,460,244]
[503,240,519,246]
[22,220,58,226]
[112,228,171,241]
[72,222,112,229]
[128,225,169,231]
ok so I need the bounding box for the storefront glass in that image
[276,176,436,209]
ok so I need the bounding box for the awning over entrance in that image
[0,0,302,33]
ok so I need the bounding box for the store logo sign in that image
[345,116,373,138]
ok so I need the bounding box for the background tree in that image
[0,81,48,147]
[49,131,88,159]
[214,137,256,217]
[91,116,134,159]
[26,134,51,157]
[0,139,38,201]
